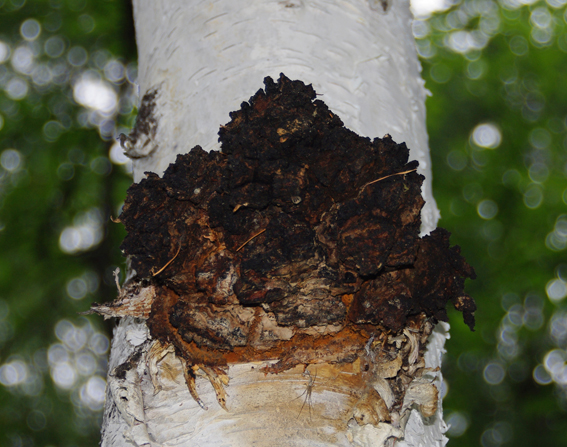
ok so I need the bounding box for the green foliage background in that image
[0,0,136,445]
[0,0,566,446]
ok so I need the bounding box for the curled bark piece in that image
[180,357,207,411]
[353,387,391,425]
[376,356,402,379]
[373,378,395,410]
[402,378,439,418]
[84,284,155,320]
[147,340,175,394]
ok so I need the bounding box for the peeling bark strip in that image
[92,74,475,425]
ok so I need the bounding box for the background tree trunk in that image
[100,1,449,446]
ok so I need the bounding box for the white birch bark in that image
[101,1,448,446]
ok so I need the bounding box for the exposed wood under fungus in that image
[90,74,476,440]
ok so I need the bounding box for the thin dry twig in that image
[152,244,182,276]
[360,168,417,192]
[233,202,248,213]
[113,267,122,293]
[236,228,266,252]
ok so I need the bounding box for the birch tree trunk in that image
[100,1,452,446]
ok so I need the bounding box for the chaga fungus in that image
[91,74,476,417]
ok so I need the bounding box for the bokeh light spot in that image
[0,41,11,63]
[109,141,129,164]
[462,182,483,203]
[445,30,487,53]
[43,318,110,409]
[546,279,567,302]
[467,59,486,79]
[32,64,53,86]
[83,271,100,293]
[90,156,112,176]
[446,411,469,437]
[12,45,34,74]
[20,19,41,41]
[44,10,62,31]
[104,60,125,83]
[550,311,567,344]
[73,75,117,115]
[67,46,87,66]
[44,36,65,58]
[412,19,430,39]
[472,123,501,149]
[59,208,104,254]
[43,120,64,142]
[5,77,29,100]
[78,14,95,33]
[545,214,567,251]
[544,349,566,376]
[0,359,28,386]
[430,63,452,83]
[89,333,109,355]
[501,293,520,311]
[411,0,450,18]
[482,220,504,241]
[48,344,69,366]
[509,35,528,55]
[55,320,87,352]
[80,376,106,411]
[27,410,46,431]
[533,364,553,384]
[50,362,77,389]
[531,27,553,46]
[446,150,467,171]
[528,162,549,183]
[481,422,513,447]
[523,308,544,330]
[75,353,96,376]
[523,184,543,209]
[477,199,498,219]
[530,7,552,29]
[1,149,22,172]
[484,362,506,385]
[507,304,524,327]
[547,0,567,7]
[126,62,138,84]
[66,278,88,300]
[530,127,551,149]
[57,163,74,181]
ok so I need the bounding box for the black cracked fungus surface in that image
[119,74,476,350]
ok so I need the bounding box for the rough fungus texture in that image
[92,74,475,433]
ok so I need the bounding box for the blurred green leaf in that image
[0,0,136,445]
[418,0,567,445]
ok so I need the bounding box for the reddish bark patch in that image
[118,74,476,372]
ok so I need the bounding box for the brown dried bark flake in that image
[94,74,476,414]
